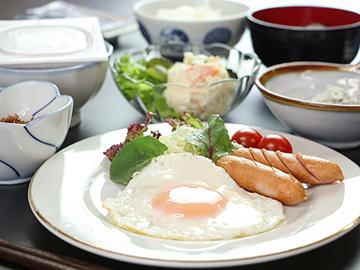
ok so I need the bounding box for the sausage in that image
[217,155,306,205]
[277,151,320,184]
[233,148,344,184]
[249,147,269,165]
[261,148,291,174]
[297,154,344,184]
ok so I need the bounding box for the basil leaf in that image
[110,136,168,185]
[186,114,234,161]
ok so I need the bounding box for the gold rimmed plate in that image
[28,123,360,268]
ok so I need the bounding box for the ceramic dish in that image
[247,6,360,66]
[0,18,108,67]
[28,123,360,267]
[134,0,249,45]
[0,81,73,185]
[0,42,113,128]
[110,43,260,121]
[256,62,360,149]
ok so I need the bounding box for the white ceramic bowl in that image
[133,0,249,45]
[0,42,112,127]
[0,81,73,184]
[256,62,360,149]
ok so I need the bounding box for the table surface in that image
[1,1,360,269]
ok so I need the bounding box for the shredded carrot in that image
[193,64,219,83]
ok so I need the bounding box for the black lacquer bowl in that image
[247,6,360,66]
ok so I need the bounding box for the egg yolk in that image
[152,184,227,218]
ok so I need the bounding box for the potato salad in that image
[164,52,236,119]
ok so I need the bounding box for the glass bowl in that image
[110,43,260,121]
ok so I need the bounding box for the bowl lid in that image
[0,18,108,67]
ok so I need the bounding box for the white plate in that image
[28,123,360,268]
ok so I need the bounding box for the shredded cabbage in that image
[159,125,199,154]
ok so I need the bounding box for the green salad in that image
[114,54,179,119]
[104,113,235,186]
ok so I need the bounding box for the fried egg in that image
[103,153,285,240]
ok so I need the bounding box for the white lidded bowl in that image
[0,42,113,127]
[0,81,73,184]
[256,62,360,149]
[133,0,249,45]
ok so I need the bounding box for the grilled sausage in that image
[217,155,306,205]
[297,153,344,184]
[233,148,344,185]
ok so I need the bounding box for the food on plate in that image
[106,114,235,185]
[233,148,344,185]
[0,114,29,124]
[297,153,344,184]
[103,153,285,240]
[311,78,360,105]
[114,52,236,120]
[110,136,168,185]
[156,5,222,21]
[159,125,199,154]
[257,134,293,153]
[231,128,293,153]
[231,128,262,148]
[165,111,203,130]
[103,113,344,239]
[103,113,157,161]
[216,155,305,205]
[164,52,235,119]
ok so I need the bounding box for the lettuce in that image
[114,54,179,119]
[160,114,234,161]
[185,114,235,162]
[159,125,199,154]
[103,113,155,161]
[106,113,233,186]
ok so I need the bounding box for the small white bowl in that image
[0,42,113,127]
[0,81,73,184]
[133,0,249,45]
[256,62,360,149]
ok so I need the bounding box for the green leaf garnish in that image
[110,136,168,185]
[186,114,234,161]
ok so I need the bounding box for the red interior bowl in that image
[251,6,360,29]
[247,6,360,66]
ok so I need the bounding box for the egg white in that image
[103,153,285,241]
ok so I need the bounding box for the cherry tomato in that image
[257,134,293,153]
[231,128,263,148]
